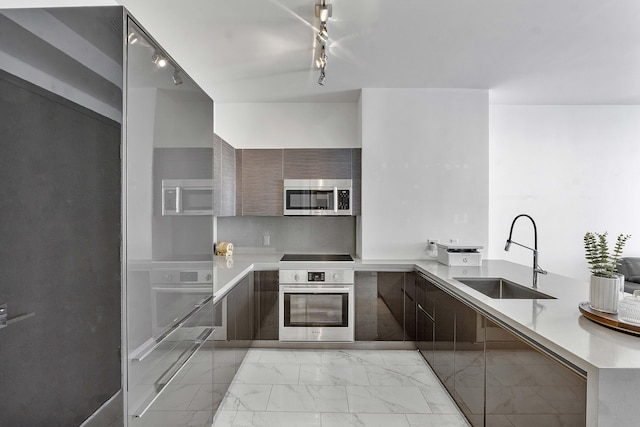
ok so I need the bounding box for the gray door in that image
[0,68,122,425]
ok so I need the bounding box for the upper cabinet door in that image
[283,148,352,179]
[351,148,361,215]
[221,140,236,216]
[213,134,236,216]
[240,149,283,216]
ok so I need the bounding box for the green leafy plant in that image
[584,232,631,278]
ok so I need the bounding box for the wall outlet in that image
[427,238,439,254]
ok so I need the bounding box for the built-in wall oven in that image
[283,179,352,216]
[279,268,354,342]
[161,179,213,216]
[150,267,226,340]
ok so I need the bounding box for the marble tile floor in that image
[213,349,470,427]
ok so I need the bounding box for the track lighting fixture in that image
[127,31,138,45]
[151,53,167,68]
[172,70,183,86]
[314,0,332,86]
[318,68,326,86]
[315,47,327,68]
[316,23,328,46]
[315,0,332,23]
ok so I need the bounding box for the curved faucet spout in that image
[504,214,547,288]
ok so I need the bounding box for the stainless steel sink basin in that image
[454,277,556,299]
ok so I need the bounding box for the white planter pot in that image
[589,275,619,314]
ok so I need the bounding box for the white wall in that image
[488,105,640,282]
[214,102,358,148]
[360,88,489,260]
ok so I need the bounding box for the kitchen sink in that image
[454,277,556,299]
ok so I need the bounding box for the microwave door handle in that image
[333,187,338,213]
[175,186,182,214]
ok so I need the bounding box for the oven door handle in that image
[152,286,212,292]
[281,286,351,294]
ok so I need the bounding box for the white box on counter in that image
[436,243,483,266]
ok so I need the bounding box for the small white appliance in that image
[436,243,483,267]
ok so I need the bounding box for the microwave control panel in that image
[338,190,350,210]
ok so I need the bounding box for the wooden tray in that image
[579,302,640,336]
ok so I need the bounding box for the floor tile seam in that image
[184,383,207,411]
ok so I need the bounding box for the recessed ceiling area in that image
[117,0,640,104]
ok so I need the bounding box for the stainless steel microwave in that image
[283,179,352,216]
[161,179,213,216]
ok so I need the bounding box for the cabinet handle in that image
[175,186,182,213]
[0,303,35,330]
[417,303,435,323]
[133,327,214,418]
[133,295,212,362]
[333,186,338,213]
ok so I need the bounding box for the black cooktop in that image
[280,254,354,262]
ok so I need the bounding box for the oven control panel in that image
[150,269,213,284]
[308,272,325,282]
[279,269,354,284]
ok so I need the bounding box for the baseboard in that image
[80,390,123,427]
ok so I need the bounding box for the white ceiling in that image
[118,0,640,104]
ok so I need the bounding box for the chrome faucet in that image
[504,214,547,288]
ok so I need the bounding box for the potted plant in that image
[584,232,630,313]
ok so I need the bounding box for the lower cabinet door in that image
[416,302,435,366]
[454,300,486,427]
[484,319,587,427]
[433,288,456,394]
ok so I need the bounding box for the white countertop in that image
[204,254,640,374]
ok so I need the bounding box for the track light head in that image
[318,69,326,86]
[152,53,167,67]
[127,31,138,45]
[172,71,183,86]
[315,3,332,22]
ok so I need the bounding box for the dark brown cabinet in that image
[484,319,586,426]
[355,272,404,341]
[403,272,416,341]
[355,271,417,341]
[432,285,456,394]
[453,295,486,426]
[237,149,283,216]
[283,148,353,179]
[253,270,279,340]
[376,272,405,340]
[214,272,255,412]
[415,272,587,427]
[213,133,236,216]
[416,274,436,366]
[235,148,361,216]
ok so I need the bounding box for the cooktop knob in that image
[165,274,173,281]
[333,273,338,280]
[294,273,300,281]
